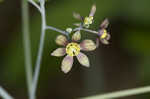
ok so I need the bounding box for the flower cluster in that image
[51,5,110,73]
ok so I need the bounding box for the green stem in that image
[80,86,150,99]
[21,0,33,98]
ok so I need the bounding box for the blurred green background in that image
[0,0,150,99]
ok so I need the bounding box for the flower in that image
[96,18,111,45]
[83,4,96,28]
[73,4,96,28]
[51,31,96,73]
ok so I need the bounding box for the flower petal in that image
[55,35,68,46]
[100,18,109,29]
[80,39,96,51]
[51,48,66,57]
[100,39,109,45]
[61,55,73,73]
[77,52,90,67]
[106,33,111,40]
[89,4,96,17]
[72,31,81,41]
[73,12,83,21]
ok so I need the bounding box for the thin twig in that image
[74,27,98,34]
[81,28,98,34]
[80,86,150,99]
[46,26,68,35]
[30,0,46,99]
[28,0,41,12]
[22,0,33,98]
[0,87,13,99]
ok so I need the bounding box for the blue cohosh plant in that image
[24,0,111,98]
[28,0,111,99]
[2,0,150,99]
[50,4,111,73]
[27,1,111,98]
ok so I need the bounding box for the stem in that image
[46,26,68,35]
[80,86,150,99]
[81,28,98,34]
[22,0,33,98]
[30,0,46,99]
[28,0,41,12]
[0,87,13,99]
[46,26,70,39]
[74,27,98,34]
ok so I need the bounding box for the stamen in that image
[100,29,107,39]
[66,43,80,56]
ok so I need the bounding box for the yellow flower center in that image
[66,42,80,56]
[84,16,93,25]
[100,29,107,39]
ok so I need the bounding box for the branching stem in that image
[46,26,68,35]
[30,0,46,99]
[28,0,41,12]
